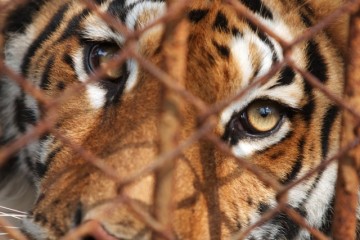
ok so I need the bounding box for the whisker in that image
[0,206,27,214]
[0,212,26,220]
[0,212,26,217]
[0,226,20,229]
[0,213,26,217]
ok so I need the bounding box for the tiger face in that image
[0,0,349,239]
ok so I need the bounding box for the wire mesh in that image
[0,0,359,239]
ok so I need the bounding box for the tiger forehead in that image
[76,0,306,105]
[79,0,300,55]
[80,0,278,43]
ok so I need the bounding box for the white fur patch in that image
[125,58,139,92]
[230,34,253,88]
[82,15,125,44]
[4,26,37,73]
[231,120,291,158]
[38,136,54,164]
[124,2,166,30]
[125,0,139,6]
[73,49,88,83]
[86,85,107,109]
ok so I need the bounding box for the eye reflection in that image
[88,43,123,81]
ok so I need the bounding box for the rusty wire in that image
[153,0,189,238]
[332,4,360,239]
[0,0,360,239]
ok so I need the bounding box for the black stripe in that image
[3,0,47,34]
[35,162,48,178]
[15,94,37,132]
[213,11,230,33]
[247,197,253,206]
[240,0,273,19]
[231,27,243,38]
[20,3,69,76]
[73,203,84,227]
[57,9,89,42]
[212,41,230,58]
[301,12,312,28]
[258,203,306,239]
[301,98,315,123]
[108,0,164,25]
[40,56,55,90]
[39,134,51,142]
[63,53,75,71]
[57,82,66,91]
[270,66,296,89]
[317,197,334,236]
[303,79,313,96]
[46,147,62,164]
[34,146,61,181]
[206,52,216,66]
[258,31,278,62]
[108,0,132,23]
[272,207,306,239]
[321,106,339,159]
[0,155,19,182]
[301,170,324,207]
[258,202,270,214]
[302,40,319,124]
[0,135,15,146]
[25,156,36,173]
[93,0,107,4]
[246,21,278,61]
[34,213,48,224]
[305,162,324,195]
[307,40,328,83]
[188,9,209,23]
[297,0,314,28]
[296,0,314,15]
[270,150,285,160]
[280,137,304,184]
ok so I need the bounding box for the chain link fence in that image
[0,0,360,239]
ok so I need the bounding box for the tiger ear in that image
[306,0,349,55]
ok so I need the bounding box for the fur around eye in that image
[225,99,285,143]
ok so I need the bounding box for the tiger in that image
[0,0,353,239]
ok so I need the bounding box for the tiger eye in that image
[246,100,282,133]
[89,43,123,80]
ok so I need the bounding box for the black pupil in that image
[90,45,115,71]
[90,46,100,70]
[259,106,272,118]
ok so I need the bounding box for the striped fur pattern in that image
[0,0,352,239]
